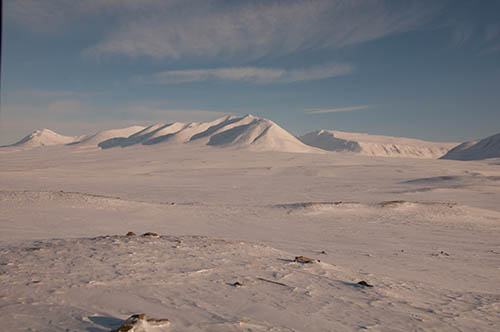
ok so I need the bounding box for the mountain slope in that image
[98,117,235,148]
[3,129,78,148]
[441,132,500,160]
[299,130,457,158]
[72,126,145,147]
[208,118,313,152]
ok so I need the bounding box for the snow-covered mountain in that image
[2,129,78,148]
[299,130,457,158]
[69,126,145,147]
[440,132,500,160]
[2,115,314,153]
[3,116,468,157]
[98,114,315,153]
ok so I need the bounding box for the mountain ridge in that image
[440,133,500,160]
[298,129,458,158]
[5,115,496,160]
[3,115,315,153]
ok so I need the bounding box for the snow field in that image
[2,235,499,331]
[1,135,500,331]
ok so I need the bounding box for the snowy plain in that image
[1,119,500,331]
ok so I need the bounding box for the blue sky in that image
[1,0,499,144]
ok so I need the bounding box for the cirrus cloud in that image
[135,62,354,84]
[306,105,374,114]
[78,0,441,61]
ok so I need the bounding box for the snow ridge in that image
[299,130,457,158]
[440,132,500,160]
[97,114,314,153]
[70,126,146,146]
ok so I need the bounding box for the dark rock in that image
[357,280,373,288]
[295,256,315,264]
[142,232,159,237]
[111,314,169,332]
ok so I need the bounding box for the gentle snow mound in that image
[299,130,457,158]
[441,132,500,160]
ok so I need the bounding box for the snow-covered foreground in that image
[1,144,500,331]
[3,235,499,332]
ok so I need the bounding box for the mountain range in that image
[3,114,499,160]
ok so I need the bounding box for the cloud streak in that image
[136,62,353,84]
[77,0,441,60]
[306,105,373,114]
[5,0,182,32]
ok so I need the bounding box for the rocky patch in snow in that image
[111,314,170,332]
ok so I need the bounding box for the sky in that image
[1,0,500,145]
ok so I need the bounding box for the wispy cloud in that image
[5,0,182,32]
[76,0,441,60]
[136,62,353,84]
[306,105,373,114]
[449,21,500,54]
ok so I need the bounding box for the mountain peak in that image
[6,128,77,148]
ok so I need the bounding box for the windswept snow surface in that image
[2,235,499,331]
[1,135,500,331]
[2,129,78,149]
[299,130,457,158]
[441,132,500,160]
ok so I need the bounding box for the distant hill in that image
[440,133,500,160]
[4,116,469,158]
[299,130,457,158]
[3,129,78,148]
[98,114,315,153]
